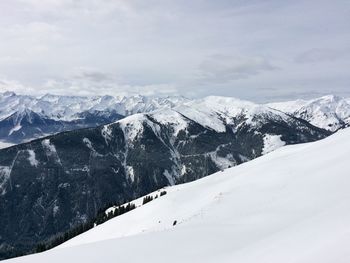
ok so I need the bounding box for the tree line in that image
[35,190,167,253]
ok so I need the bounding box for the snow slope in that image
[0,141,13,149]
[116,95,307,143]
[6,128,350,263]
[176,96,275,133]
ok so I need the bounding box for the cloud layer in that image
[0,0,349,101]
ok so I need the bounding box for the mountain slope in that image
[268,95,350,131]
[6,128,350,263]
[0,97,330,259]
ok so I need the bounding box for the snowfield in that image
[0,141,14,149]
[5,128,350,263]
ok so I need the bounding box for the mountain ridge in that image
[1,92,349,144]
[267,94,350,131]
[0,92,189,144]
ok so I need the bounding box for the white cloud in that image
[0,0,349,101]
[197,54,277,83]
[295,48,349,64]
[42,67,178,97]
[0,78,36,94]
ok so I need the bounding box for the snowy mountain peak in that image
[316,94,343,102]
[2,91,16,97]
[174,96,284,133]
[0,91,189,122]
[188,96,257,112]
[268,94,350,131]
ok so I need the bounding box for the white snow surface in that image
[111,95,292,145]
[0,166,11,195]
[6,128,350,263]
[0,141,14,149]
[41,139,62,165]
[267,99,308,113]
[27,150,39,167]
[114,109,190,146]
[8,124,22,136]
[262,134,286,155]
[176,96,272,132]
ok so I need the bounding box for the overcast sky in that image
[0,0,349,102]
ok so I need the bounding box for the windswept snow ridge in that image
[0,141,13,149]
[7,128,350,263]
[262,134,286,154]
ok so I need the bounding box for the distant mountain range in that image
[0,95,331,259]
[0,92,188,144]
[0,92,349,145]
[267,95,350,132]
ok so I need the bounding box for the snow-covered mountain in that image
[267,95,350,131]
[0,92,349,144]
[0,96,329,259]
[5,127,350,263]
[0,91,188,121]
[0,92,189,143]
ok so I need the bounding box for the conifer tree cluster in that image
[35,220,94,253]
[33,189,167,255]
[96,202,136,225]
[34,202,136,254]
[142,195,154,205]
[142,191,167,205]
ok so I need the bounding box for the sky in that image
[0,0,349,102]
